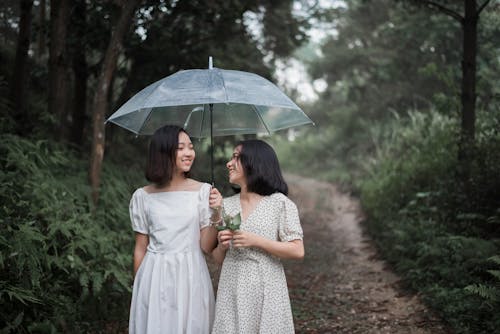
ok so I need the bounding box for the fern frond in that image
[489,255,500,265]
[465,284,499,301]
[487,270,500,280]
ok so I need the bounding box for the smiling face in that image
[175,131,195,173]
[226,145,246,186]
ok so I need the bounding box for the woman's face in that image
[226,145,245,186]
[175,131,195,173]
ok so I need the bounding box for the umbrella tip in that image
[209,56,213,69]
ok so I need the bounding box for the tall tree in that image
[35,0,46,60]
[297,0,465,175]
[48,0,69,139]
[409,0,492,159]
[262,1,308,58]
[68,0,87,146]
[9,0,33,134]
[89,0,139,205]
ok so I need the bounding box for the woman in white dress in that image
[128,125,220,334]
[211,139,304,334]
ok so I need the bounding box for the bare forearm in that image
[200,226,218,254]
[255,238,304,260]
[211,244,228,265]
[133,233,149,276]
[133,248,147,275]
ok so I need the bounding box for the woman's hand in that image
[209,187,223,223]
[209,187,222,209]
[212,229,233,265]
[232,230,260,248]
[217,230,234,250]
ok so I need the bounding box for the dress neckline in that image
[237,194,267,222]
[141,184,206,195]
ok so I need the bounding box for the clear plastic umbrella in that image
[107,57,314,181]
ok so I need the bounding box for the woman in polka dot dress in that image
[211,139,304,334]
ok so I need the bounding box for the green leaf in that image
[487,270,500,280]
[223,214,232,225]
[232,213,241,225]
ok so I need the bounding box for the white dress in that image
[212,192,303,334]
[129,183,215,334]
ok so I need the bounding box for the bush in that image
[358,110,500,333]
[0,134,143,332]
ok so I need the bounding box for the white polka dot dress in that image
[212,192,303,334]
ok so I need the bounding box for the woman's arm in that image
[133,232,149,276]
[200,226,218,254]
[200,186,223,254]
[211,230,234,265]
[232,231,304,260]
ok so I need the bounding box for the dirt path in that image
[283,174,451,334]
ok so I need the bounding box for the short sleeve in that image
[198,183,213,229]
[277,195,303,242]
[129,188,149,234]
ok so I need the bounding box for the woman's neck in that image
[169,172,187,186]
[239,187,261,202]
[153,172,187,190]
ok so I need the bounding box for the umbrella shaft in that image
[210,103,214,184]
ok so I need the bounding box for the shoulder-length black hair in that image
[237,139,288,196]
[145,125,190,186]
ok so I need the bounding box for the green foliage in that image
[275,1,500,332]
[357,110,500,333]
[311,0,462,120]
[115,0,305,112]
[359,111,458,218]
[465,254,500,310]
[280,0,499,186]
[0,135,142,332]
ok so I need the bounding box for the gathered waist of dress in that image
[229,248,281,264]
[146,246,201,255]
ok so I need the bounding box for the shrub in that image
[358,110,500,333]
[0,134,142,332]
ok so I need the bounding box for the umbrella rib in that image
[138,79,165,110]
[136,108,153,134]
[251,105,272,135]
[199,105,206,138]
[218,69,229,103]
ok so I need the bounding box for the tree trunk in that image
[48,0,70,139]
[9,0,33,134]
[36,0,46,60]
[459,0,477,157]
[89,0,138,205]
[69,0,87,146]
[457,0,478,188]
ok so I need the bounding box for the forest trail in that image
[282,174,451,334]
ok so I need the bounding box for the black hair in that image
[145,125,190,186]
[237,139,288,196]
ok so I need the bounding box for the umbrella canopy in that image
[106,58,314,183]
[107,67,313,137]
